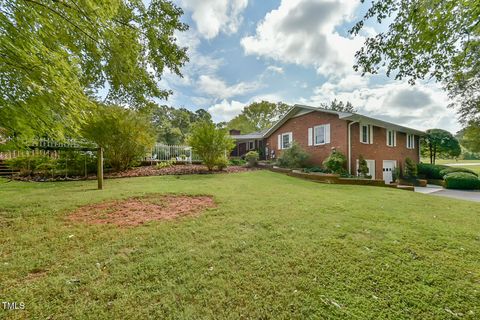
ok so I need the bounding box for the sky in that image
[160,0,461,133]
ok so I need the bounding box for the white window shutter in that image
[369,125,374,144]
[278,134,281,150]
[359,123,363,142]
[288,132,293,147]
[394,131,397,147]
[412,135,415,149]
[308,128,313,146]
[406,134,409,148]
[325,124,331,144]
[386,130,389,146]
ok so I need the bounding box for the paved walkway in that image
[415,184,480,202]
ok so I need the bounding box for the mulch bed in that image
[9,165,258,182]
[68,194,216,227]
[105,164,256,178]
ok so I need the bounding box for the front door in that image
[382,160,396,184]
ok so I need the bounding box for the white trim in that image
[247,140,254,150]
[307,128,313,146]
[348,121,357,174]
[280,132,292,149]
[406,134,415,149]
[386,129,396,147]
[277,134,281,150]
[313,124,330,146]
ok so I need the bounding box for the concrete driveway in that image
[415,184,480,202]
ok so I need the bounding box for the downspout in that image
[348,121,358,175]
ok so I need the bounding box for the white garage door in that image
[383,160,397,184]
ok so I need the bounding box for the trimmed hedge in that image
[439,167,478,177]
[444,172,480,190]
[417,163,449,179]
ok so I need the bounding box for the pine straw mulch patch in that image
[68,194,216,227]
[105,165,257,178]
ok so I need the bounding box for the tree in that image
[321,99,357,113]
[0,0,188,139]
[461,122,480,153]
[227,101,291,133]
[421,129,461,164]
[147,104,212,144]
[82,105,155,171]
[351,1,479,123]
[187,121,235,171]
[357,155,370,178]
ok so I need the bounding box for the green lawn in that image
[1,171,479,319]
[421,158,480,175]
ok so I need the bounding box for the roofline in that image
[262,104,426,138]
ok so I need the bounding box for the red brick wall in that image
[265,111,348,165]
[350,123,420,179]
[265,110,421,179]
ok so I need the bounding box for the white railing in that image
[2,137,97,149]
[0,149,60,160]
[149,144,201,163]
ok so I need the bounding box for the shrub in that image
[229,158,246,166]
[277,142,310,168]
[404,157,418,178]
[304,166,328,173]
[215,156,229,171]
[417,163,448,179]
[439,167,478,177]
[357,155,370,178]
[156,159,175,169]
[444,172,480,190]
[187,121,235,171]
[245,151,259,167]
[323,151,347,174]
[82,106,155,171]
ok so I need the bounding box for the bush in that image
[277,142,310,168]
[215,156,229,171]
[417,163,449,179]
[187,121,235,171]
[229,158,246,166]
[439,167,478,177]
[245,151,259,167]
[156,159,175,169]
[304,166,329,173]
[323,151,347,174]
[444,172,480,190]
[404,157,418,178]
[82,106,155,171]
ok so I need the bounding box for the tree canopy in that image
[320,99,357,113]
[0,0,188,138]
[227,101,291,134]
[145,104,212,145]
[351,0,479,123]
[461,122,480,153]
[421,129,461,164]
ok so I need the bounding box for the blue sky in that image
[161,0,461,133]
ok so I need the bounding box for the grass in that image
[1,171,479,319]
[421,158,480,175]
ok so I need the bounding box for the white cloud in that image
[266,66,284,74]
[208,99,245,122]
[241,0,362,77]
[197,75,261,100]
[301,78,461,133]
[178,0,248,39]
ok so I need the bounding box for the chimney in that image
[229,129,241,135]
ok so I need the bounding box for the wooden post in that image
[97,147,103,190]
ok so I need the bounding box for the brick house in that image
[231,104,425,184]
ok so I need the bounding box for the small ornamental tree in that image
[357,155,370,178]
[404,157,418,179]
[323,150,347,174]
[187,121,235,171]
[82,106,155,171]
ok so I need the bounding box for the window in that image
[386,130,396,147]
[406,134,415,149]
[279,132,292,149]
[314,125,326,145]
[360,124,373,144]
[248,141,254,150]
